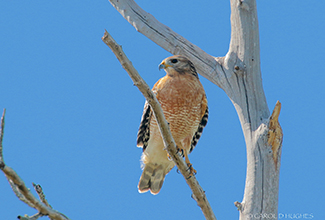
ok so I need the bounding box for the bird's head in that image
[158,55,198,79]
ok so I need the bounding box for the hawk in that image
[136,55,208,195]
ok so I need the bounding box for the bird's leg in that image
[184,152,197,178]
[167,144,197,178]
[176,146,196,178]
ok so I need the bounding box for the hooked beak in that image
[158,63,165,71]
[158,62,165,71]
[158,61,171,71]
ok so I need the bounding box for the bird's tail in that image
[138,163,166,195]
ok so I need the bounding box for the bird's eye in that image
[170,59,178,64]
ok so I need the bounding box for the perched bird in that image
[136,55,208,195]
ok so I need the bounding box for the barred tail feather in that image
[138,163,166,195]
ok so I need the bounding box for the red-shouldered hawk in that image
[136,55,208,195]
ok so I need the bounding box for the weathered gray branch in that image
[102,30,217,220]
[0,109,70,220]
[108,0,283,220]
[108,0,227,88]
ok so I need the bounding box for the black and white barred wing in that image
[136,101,152,151]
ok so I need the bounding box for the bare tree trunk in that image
[226,1,283,219]
[108,0,283,219]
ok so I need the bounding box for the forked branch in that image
[0,109,69,220]
[108,0,225,87]
[108,0,283,219]
[102,30,217,220]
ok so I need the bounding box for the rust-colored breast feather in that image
[150,74,206,148]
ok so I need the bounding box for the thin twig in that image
[102,30,217,220]
[0,109,5,168]
[0,109,70,220]
[18,213,43,220]
[33,183,52,208]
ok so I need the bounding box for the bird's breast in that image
[150,76,205,141]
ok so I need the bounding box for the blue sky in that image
[1,1,324,219]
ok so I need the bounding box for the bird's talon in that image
[167,153,172,161]
[186,163,197,176]
[176,147,184,157]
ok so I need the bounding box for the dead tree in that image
[105,0,283,219]
[1,0,283,219]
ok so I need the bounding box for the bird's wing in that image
[136,100,152,151]
[190,95,208,153]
